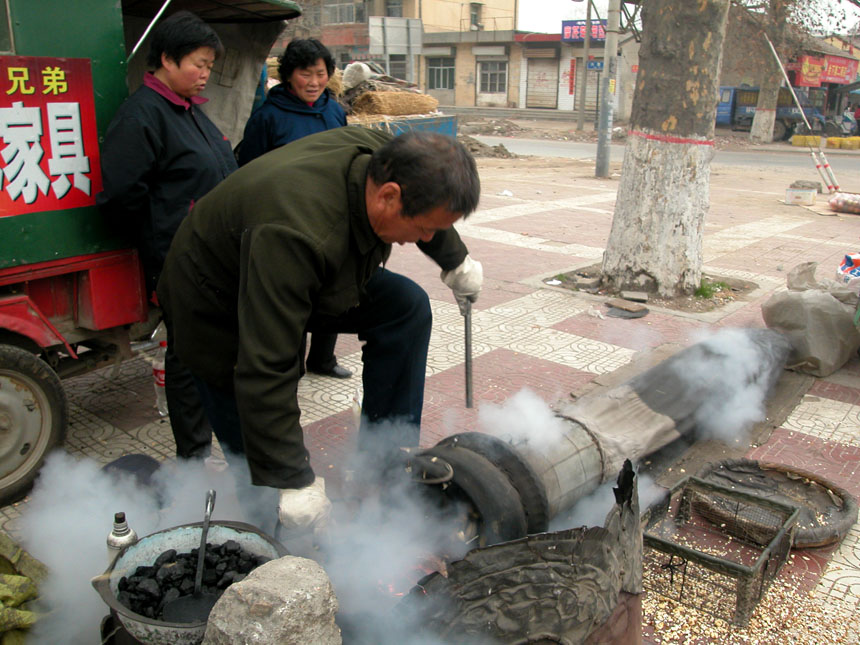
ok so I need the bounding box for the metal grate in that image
[642,476,799,626]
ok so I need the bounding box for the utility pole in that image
[595,0,621,178]
[576,0,592,131]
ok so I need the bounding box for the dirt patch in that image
[457,133,517,158]
[548,263,758,314]
[459,118,527,137]
[457,117,785,151]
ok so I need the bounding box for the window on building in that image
[386,0,403,17]
[470,2,482,29]
[323,0,357,24]
[479,61,506,93]
[427,58,455,90]
[388,54,406,80]
[339,52,352,69]
[300,4,322,27]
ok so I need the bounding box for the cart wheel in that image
[0,345,67,505]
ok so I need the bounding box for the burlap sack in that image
[761,262,860,376]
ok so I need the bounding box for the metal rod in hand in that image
[763,33,840,193]
[464,299,473,408]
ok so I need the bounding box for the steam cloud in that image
[477,387,568,452]
[17,429,470,645]
[685,327,777,443]
[16,327,781,644]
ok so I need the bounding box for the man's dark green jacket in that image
[158,126,469,488]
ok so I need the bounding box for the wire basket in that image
[642,476,799,626]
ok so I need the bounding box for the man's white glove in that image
[277,477,332,536]
[441,255,483,315]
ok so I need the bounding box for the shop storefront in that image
[787,54,860,114]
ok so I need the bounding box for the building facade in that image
[273,1,638,121]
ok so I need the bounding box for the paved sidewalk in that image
[6,155,860,642]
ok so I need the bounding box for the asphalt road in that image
[472,135,860,174]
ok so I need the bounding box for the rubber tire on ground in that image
[0,345,68,505]
[696,458,858,549]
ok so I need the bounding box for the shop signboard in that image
[562,19,607,43]
[0,56,101,217]
[821,55,858,84]
[793,54,859,87]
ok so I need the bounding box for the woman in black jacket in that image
[97,11,237,460]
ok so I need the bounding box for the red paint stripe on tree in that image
[627,129,715,146]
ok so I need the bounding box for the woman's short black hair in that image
[278,39,335,82]
[146,10,223,69]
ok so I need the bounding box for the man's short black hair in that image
[146,11,223,69]
[368,132,481,218]
[278,39,336,82]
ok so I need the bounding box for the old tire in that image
[772,120,788,141]
[418,444,528,547]
[438,432,550,534]
[0,345,67,505]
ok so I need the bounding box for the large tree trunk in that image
[750,72,780,144]
[602,0,730,297]
[750,1,789,144]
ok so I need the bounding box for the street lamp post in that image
[595,0,621,178]
[576,0,592,131]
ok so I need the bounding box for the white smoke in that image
[320,430,474,644]
[16,430,470,645]
[18,450,259,645]
[684,327,775,443]
[476,388,568,452]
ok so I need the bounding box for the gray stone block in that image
[620,291,649,302]
[203,556,341,645]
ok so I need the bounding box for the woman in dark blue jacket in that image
[238,39,352,379]
[238,42,346,165]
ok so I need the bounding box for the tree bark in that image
[750,1,788,144]
[602,0,730,297]
[750,71,781,144]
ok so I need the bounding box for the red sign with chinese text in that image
[0,56,102,217]
[821,55,858,84]
[569,59,576,95]
[794,54,858,87]
[795,55,825,87]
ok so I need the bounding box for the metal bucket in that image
[92,521,287,645]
